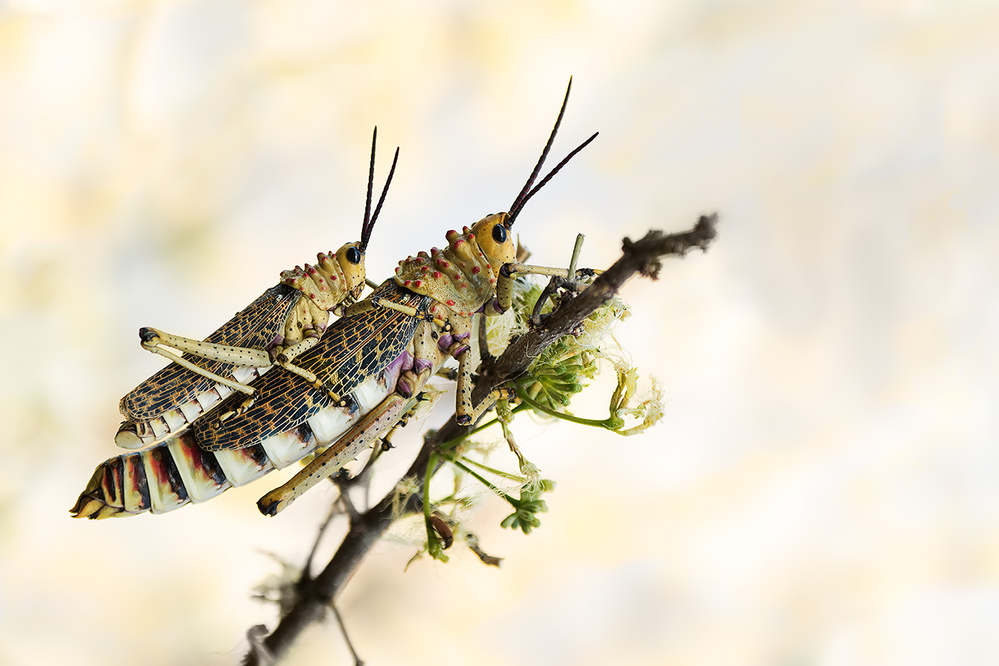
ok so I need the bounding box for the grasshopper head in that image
[333,241,367,298]
[470,212,517,279]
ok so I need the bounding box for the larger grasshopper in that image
[72,81,597,519]
[114,130,399,450]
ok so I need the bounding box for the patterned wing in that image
[193,281,428,452]
[120,284,302,422]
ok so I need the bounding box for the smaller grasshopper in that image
[114,129,399,450]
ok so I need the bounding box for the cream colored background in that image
[2,1,996,664]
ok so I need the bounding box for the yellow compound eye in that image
[346,246,362,265]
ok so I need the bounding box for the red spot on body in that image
[446,299,455,306]
[414,280,423,288]
[432,271,442,278]
[472,266,480,274]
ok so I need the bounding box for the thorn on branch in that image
[246,625,274,666]
[466,532,503,567]
[330,601,365,666]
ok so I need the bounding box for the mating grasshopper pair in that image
[72,82,598,519]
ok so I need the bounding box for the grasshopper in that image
[71,282,427,519]
[72,81,598,519]
[114,129,399,450]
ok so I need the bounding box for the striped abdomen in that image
[72,355,403,518]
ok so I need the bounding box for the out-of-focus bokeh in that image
[2,0,997,664]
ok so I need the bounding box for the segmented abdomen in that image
[76,281,429,518]
[72,355,403,518]
[72,426,326,518]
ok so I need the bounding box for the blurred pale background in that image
[2,0,997,664]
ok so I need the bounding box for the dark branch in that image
[478,213,718,388]
[242,214,718,665]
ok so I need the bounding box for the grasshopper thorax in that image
[394,213,516,316]
[280,240,367,311]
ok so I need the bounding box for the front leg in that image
[436,314,515,426]
[341,296,447,328]
[490,263,599,315]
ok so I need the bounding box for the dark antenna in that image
[506,78,598,227]
[359,127,400,252]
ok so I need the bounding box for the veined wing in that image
[193,280,428,452]
[120,284,302,422]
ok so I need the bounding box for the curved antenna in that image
[507,79,572,223]
[359,127,400,251]
[507,131,598,226]
[506,78,598,228]
[365,145,400,251]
